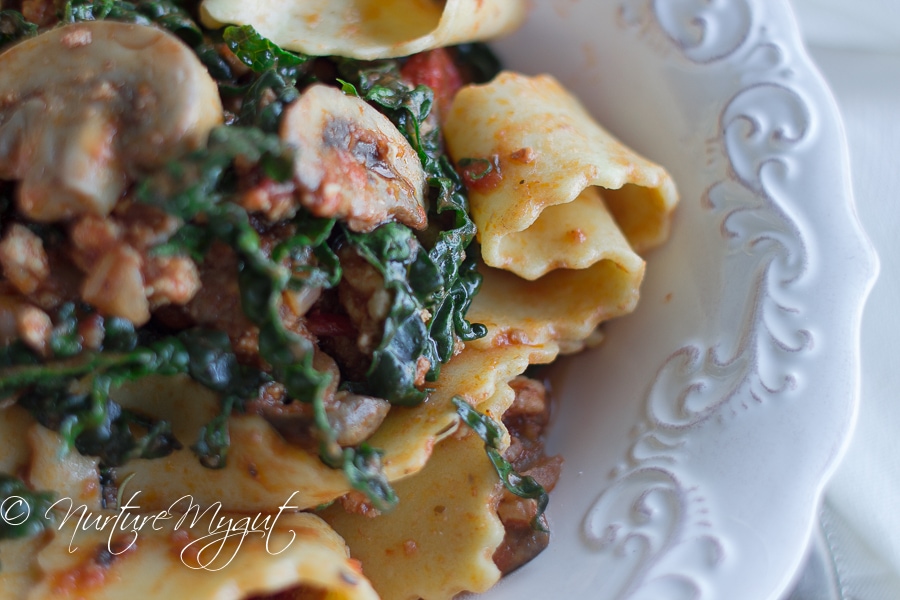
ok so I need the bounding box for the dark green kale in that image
[136,125,397,509]
[138,125,293,220]
[343,223,441,405]
[223,24,309,78]
[453,397,549,532]
[221,25,311,132]
[452,43,502,84]
[0,9,37,49]
[0,475,55,541]
[127,0,204,46]
[1,303,268,468]
[60,0,193,35]
[60,0,190,32]
[4,327,188,467]
[337,59,486,376]
[178,328,271,468]
[61,0,121,22]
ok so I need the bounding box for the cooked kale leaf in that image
[452,43,502,84]
[1,304,269,469]
[221,25,311,132]
[61,0,191,35]
[343,223,440,405]
[0,475,55,541]
[337,59,486,378]
[453,397,549,532]
[137,125,397,508]
[223,24,309,79]
[138,125,294,223]
[5,326,189,467]
[0,10,37,48]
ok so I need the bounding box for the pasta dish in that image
[0,1,677,598]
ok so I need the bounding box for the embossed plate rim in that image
[482,1,878,599]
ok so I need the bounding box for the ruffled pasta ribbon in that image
[443,72,679,351]
[200,0,525,59]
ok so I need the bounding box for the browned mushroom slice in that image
[263,391,391,449]
[0,21,223,222]
[280,85,427,232]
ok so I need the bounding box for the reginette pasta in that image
[0,1,677,599]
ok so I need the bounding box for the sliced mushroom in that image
[326,391,392,447]
[0,223,49,296]
[0,21,223,222]
[268,391,391,448]
[259,382,392,450]
[280,84,427,233]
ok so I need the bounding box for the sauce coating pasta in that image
[0,2,677,598]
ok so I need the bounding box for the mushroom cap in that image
[280,84,427,232]
[0,21,224,221]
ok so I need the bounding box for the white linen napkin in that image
[788,1,900,598]
[791,0,900,50]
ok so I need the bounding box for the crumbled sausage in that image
[185,242,261,364]
[237,174,298,223]
[69,204,200,323]
[15,302,52,356]
[337,246,389,355]
[20,0,57,27]
[10,246,81,313]
[69,214,122,272]
[143,255,201,310]
[0,223,50,296]
[81,244,149,325]
[113,202,180,251]
[337,490,382,519]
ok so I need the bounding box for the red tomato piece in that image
[401,48,464,122]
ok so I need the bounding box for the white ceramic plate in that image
[484,1,878,599]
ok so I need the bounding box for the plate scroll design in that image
[583,1,813,597]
